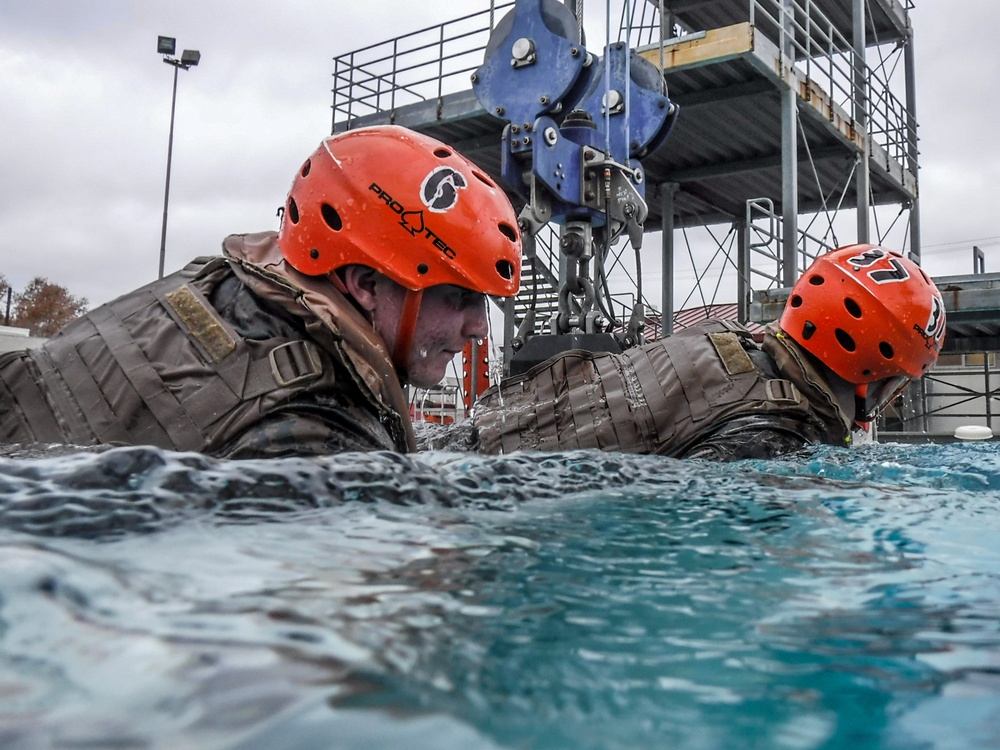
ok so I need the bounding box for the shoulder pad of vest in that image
[180,256,228,278]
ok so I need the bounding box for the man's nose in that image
[462,297,489,340]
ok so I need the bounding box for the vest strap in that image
[765,379,801,404]
[0,351,66,441]
[269,340,323,387]
[89,305,205,450]
[663,336,711,422]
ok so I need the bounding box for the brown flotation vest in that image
[472,319,852,456]
[0,232,416,453]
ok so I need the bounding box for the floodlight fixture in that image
[157,36,176,55]
[156,37,202,279]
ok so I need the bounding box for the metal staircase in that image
[514,226,561,336]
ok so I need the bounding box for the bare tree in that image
[12,277,89,337]
[0,273,11,326]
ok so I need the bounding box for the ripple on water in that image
[0,441,998,749]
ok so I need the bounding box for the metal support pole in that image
[659,183,677,337]
[920,376,928,433]
[502,294,516,373]
[781,85,798,287]
[780,0,798,287]
[904,30,922,263]
[159,64,180,280]
[985,358,992,430]
[470,338,480,397]
[853,0,870,244]
[737,219,748,324]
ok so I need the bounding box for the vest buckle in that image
[269,341,322,386]
[765,378,801,404]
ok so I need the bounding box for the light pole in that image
[157,36,200,279]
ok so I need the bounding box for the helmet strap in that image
[853,383,872,428]
[328,270,350,296]
[392,289,424,372]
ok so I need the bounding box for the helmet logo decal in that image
[369,181,458,260]
[420,167,467,213]
[845,247,910,284]
[920,295,947,344]
[399,209,425,236]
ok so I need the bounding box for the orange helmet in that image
[278,125,521,297]
[780,244,946,387]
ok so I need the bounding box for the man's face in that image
[372,281,489,389]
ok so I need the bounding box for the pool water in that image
[1,441,998,749]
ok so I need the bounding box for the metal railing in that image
[740,197,835,321]
[410,378,467,424]
[623,0,916,171]
[512,225,557,335]
[753,0,914,167]
[879,356,1000,436]
[333,1,916,168]
[331,1,512,130]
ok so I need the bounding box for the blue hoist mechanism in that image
[473,0,678,373]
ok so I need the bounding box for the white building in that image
[0,325,46,353]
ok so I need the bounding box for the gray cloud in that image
[0,0,996,311]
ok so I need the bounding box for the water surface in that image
[1,442,998,749]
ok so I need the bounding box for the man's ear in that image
[340,265,380,313]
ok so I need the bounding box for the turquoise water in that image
[1,442,999,749]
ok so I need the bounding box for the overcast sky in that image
[1,0,998,312]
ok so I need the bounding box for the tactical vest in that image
[472,320,851,457]
[0,232,416,454]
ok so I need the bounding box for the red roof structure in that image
[644,304,768,342]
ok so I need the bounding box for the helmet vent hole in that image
[301,159,311,178]
[879,341,894,359]
[309,249,320,260]
[321,203,343,231]
[790,294,803,308]
[498,222,517,242]
[417,263,429,275]
[862,368,872,377]
[844,297,862,319]
[433,148,452,158]
[474,170,495,187]
[288,198,300,224]
[808,275,824,286]
[802,321,816,340]
[496,260,515,280]
[835,328,856,352]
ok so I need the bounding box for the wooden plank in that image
[638,22,754,72]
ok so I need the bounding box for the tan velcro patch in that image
[708,331,755,375]
[165,285,237,363]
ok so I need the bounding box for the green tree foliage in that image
[11,277,89,337]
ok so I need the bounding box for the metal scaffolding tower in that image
[329,0,1000,437]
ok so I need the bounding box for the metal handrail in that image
[744,197,832,291]
[881,362,1000,434]
[623,0,916,172]
[331,1,513,131]
[333,0,916,166]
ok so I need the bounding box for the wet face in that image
[370,280,489,389]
